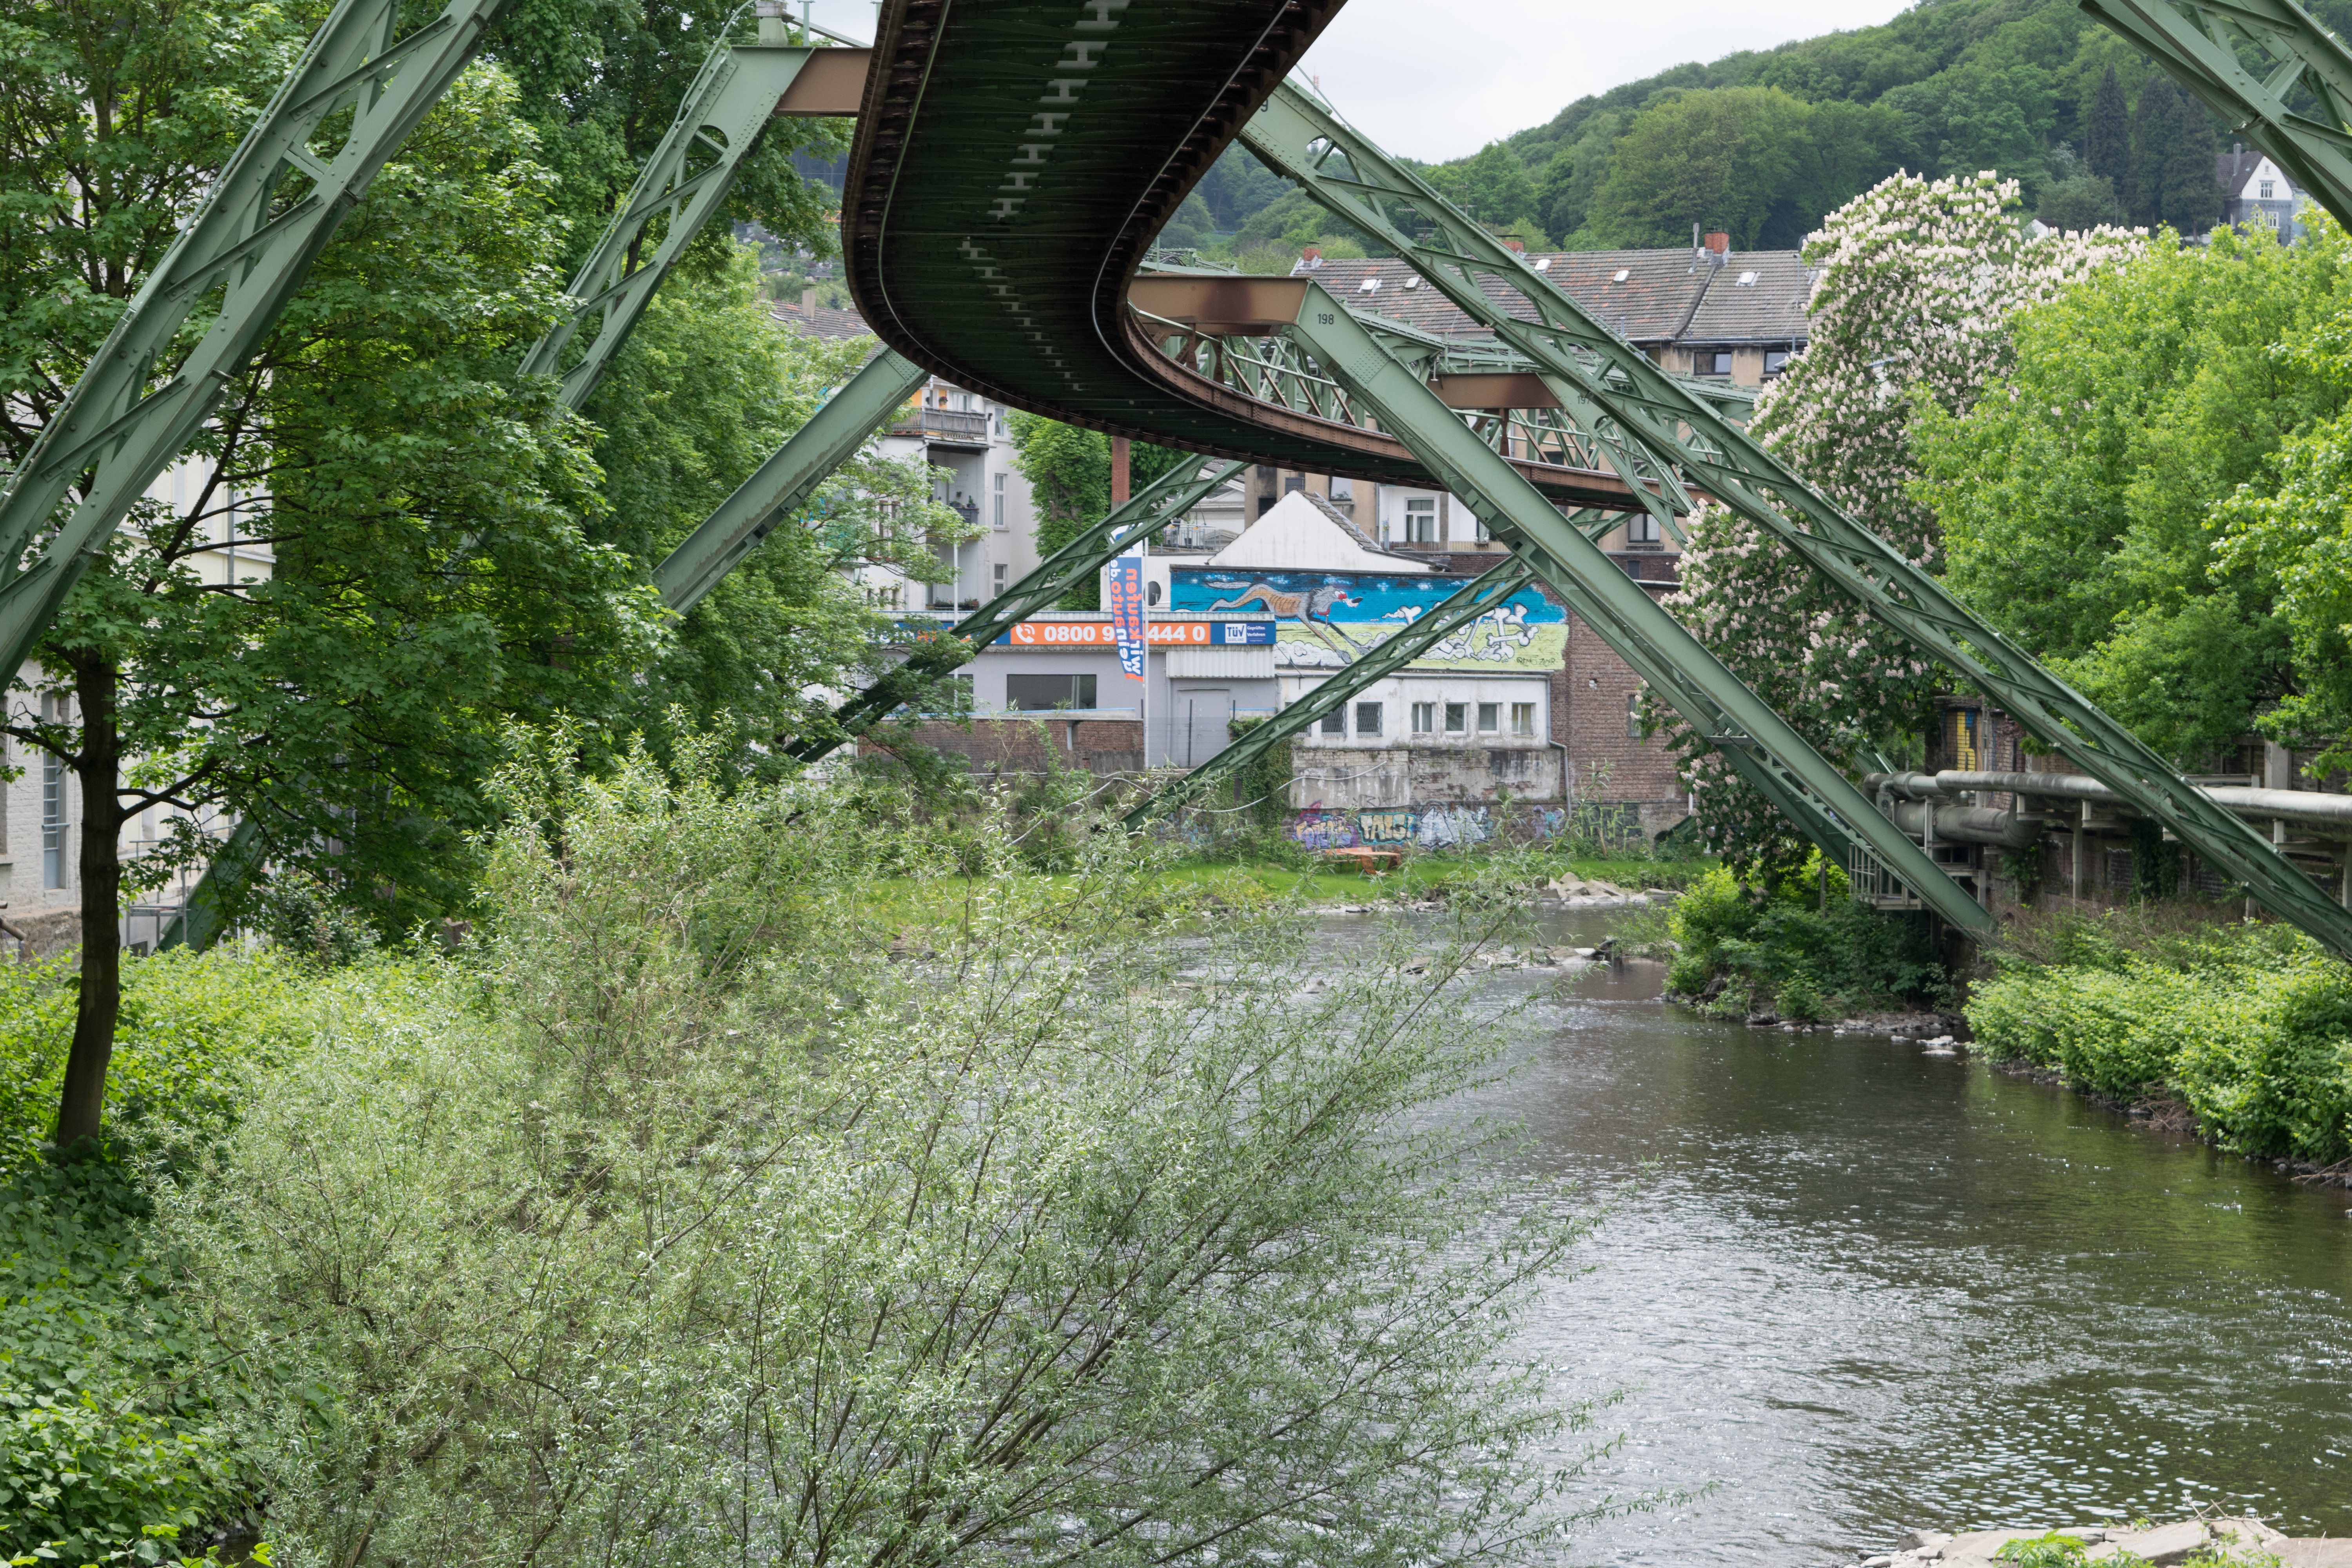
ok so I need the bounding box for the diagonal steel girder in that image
[658,349,928,611]
[0,0,519,682]
[520,40,854,409]
[2079,0,2352,230]
[1256,280,1993,933]
[1242,79,2352,955]
[786,457,1247,763]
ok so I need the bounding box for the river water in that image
[1376,907,2352,1565]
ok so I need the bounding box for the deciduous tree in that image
[1662,172,2136,869]
[1006,415,1190,610]
[1915,225,2345,766]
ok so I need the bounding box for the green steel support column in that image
[1243,80,2352,956]
[155,819,265,953]
[788,458,1247,762]
[1271,280,1993,934]
[0,0,516,681]
[2078,0,2352,229]
[658,350,928,612]
[520,40,828,409]
[1127,559,1535,824]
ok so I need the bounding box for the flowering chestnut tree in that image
[1655,171,2141,869]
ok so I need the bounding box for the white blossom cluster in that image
[1655,171,2143,867]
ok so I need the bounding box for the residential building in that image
[2216,144,2311,241]
[773,295,1049,615]
[2,454,267,953]
[1291,229,1811,389]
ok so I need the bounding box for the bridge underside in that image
[840,0,1637,510]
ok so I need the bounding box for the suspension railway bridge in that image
[6,0,2352,953]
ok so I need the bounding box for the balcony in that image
[890,408,993,448]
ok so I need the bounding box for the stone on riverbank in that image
[1875,1516,2319,1568]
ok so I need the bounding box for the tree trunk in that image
[51,653,122,1149]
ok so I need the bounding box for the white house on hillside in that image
[2217,145,2311,241]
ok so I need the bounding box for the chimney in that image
[802,285,817,316]
[1693,221,1702,253]
[1302,245,1323,268]
[1704,231,1730,256]
[1505,238,1526,254]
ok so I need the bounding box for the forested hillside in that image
[1178,0,2298,266]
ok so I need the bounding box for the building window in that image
[1320,708,1345,735]
[1444,702,1466,733]
[1626,513,1661,546]
[41,712,65,890]
[993,563,1008,594]
[1627,693,1643,739]
[1256,495,1277,518]
[1355,701,1382,736]
[1477,702,1499,733]
[1005,673,1097,710]
[2261,179,2276,199]
[1284,474,1305,492]
[993,472,1007,531]
[1512,702,1535,736]
[1764,350,1791,377]
[1411,701,1436,735]
[1329,476,1352,501]
[1405,497,1436,543]
[1473,511,1490,542]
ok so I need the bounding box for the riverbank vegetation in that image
[1652,858,1952,1021]
[1969,909,2352,1168]
[0,753,1619,1566]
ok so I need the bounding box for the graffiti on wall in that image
[1288,803,1583,851]
[1169,568,1567,673]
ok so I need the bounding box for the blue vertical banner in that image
[1107,553,1146,680]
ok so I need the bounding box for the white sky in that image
[794,0,1918,163]
[1294,0,1919,160]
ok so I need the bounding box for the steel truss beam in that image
[1133,296,1690,532]
[1129,558,1537,824]
[520,39,840,408]
[786,457,1248,762]
[0,0,518,681]
[1242,80,2352,955]
[1259,281,1993,933]
[2080,0,2352,230]
[658,349,927,611]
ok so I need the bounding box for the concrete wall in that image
[1289,744,1563,810]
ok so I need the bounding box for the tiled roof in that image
[2216,147,2264,196]
[1681,251,1815,346]
[1290,247,1809,347]
[2215,147,2301,200]
[770,298,875,341]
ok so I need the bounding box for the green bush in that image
[0,949,306,1564]
[0,1161,258,1565]
[1665,857,1948,1013]
[1968,918,2352,1163]
[0,951,305,1173]
[152,748,1608,1568]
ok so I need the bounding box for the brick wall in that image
[1537,573,1690,835]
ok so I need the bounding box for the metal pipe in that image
[1886,800,2042,850]
[1936,769,2352,831]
